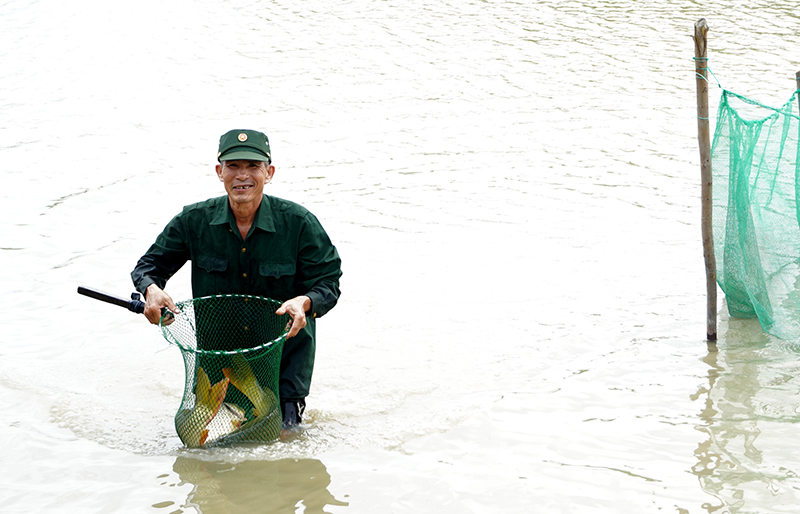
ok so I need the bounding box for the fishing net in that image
[712,88,800,341]
[159,295,289,447]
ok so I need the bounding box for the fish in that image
[204,402,247,442]
[174,366,230,448]
[223,354,278,417]
[222,354,281,440]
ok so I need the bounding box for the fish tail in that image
[223,355,269,416]
[195,367,230,420]
[222,355,257,394]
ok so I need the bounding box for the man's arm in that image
[131,214,190,324]
[297,213,342,319]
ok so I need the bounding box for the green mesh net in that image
[712,88,800,341]
[159,295,289,447]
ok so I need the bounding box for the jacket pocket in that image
[197,254,228,273]
[258,261,296,299]
[258,261,295,278]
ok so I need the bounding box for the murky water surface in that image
[2,0,800,512]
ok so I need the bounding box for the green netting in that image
[159,295,289,447]
[712,88,800,341]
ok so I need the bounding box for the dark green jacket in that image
[131,194,342,399]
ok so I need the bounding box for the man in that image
[131,129,342,431]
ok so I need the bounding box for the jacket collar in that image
[210,195,276,233]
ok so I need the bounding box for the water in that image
[2,0,800,512]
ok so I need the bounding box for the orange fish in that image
[174,367,231,447]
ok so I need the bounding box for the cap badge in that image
[238,133,248,142]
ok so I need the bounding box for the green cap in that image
[217,129,271,163]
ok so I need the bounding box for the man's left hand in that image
[276,296,312,338]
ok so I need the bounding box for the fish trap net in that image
[712,89,800,340]
[159,295,289,447]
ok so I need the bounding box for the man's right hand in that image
[144,284,180,325]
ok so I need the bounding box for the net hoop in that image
[159,294,290,356]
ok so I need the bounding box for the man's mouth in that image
[233,185,253,190]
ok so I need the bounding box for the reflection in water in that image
[691,312,800,512]
[172,457,348,514]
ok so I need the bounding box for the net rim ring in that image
[159,293,290,356]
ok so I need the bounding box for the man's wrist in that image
[145,283,160,299]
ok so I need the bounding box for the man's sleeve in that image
[131,214,191,297]
[298,213,342,319]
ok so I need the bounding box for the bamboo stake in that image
[796,70,800,102]
[694,19,717,341]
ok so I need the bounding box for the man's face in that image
[216,160,275,207]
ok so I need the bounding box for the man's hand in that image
[143,284,180,325]
[276,296,312,338]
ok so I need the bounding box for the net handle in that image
[77,286,145,314]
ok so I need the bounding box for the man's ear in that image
[215,163,224,181]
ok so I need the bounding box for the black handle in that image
[77,286,145,314]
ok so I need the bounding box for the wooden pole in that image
[694,19,717,341]
[796,70,800,103]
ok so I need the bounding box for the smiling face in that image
[216,159,275,209]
